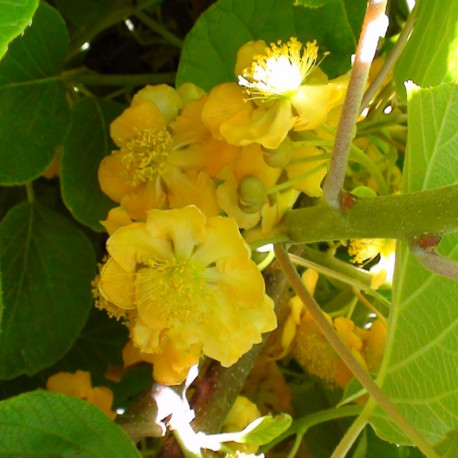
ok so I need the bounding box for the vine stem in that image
[410,246,458,281]
[274,244,439,458]
[331,410,370,458]
[323,0,389,208]
[25,182,34,203]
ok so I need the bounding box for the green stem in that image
[288,251,390,308]
[62,68,176,86]
[349,143,388,195]
[25,182,34,203]
[286,185,458,243]
[286,432,305,458]
[323,0,388,208]
[321,124,388,195]
[136,11,183,48]
[331,410,370,458]
[267,164,327,194]
[274,244,439,458]
[261,405,362,452]
[67,0,160,57]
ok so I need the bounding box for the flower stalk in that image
[323,0,389,208]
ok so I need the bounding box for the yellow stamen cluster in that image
[238,38,319,99]
[135,257,207,324]
[120,127,173,186]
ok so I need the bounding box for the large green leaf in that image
[0,3,70,185]
[370,83,458,444]
[0,391,140,457]
[394,1,458,101]
[0,202,95,379]
[61,97,124,231]
[176,0,367,90]
[0,0,39,60]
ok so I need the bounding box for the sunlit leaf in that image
[394,1,458,100]
[0,391,140,457]
[370,83,458,444]
[0,3,70,185]
[0,202,95,379]
[61,97,124,231]
[0,0,38,59]
[177,0,367,90]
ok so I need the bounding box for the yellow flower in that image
[202,38,348,149]
[216,143,281,230]
[96,205,276,385]
[284,145,328,196]
[98,84,218,221]
[46,370,116,419]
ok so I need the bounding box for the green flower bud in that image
[263,137,293,168]
[238,176,267,213]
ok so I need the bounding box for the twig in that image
[323,0,389,208]
[410,246,458,281]
[274,243,439,458]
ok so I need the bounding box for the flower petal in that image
[98,257,135,309]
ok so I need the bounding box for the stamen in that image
[134,257,208,324]
[238,38,319,100]
[120,127,173,186]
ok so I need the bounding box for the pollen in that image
[238,38,319,99]
[120,127,173,186]
[134,257,208,325]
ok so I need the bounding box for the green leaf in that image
[370,83,458,444]
[218,414,292,446]
[61,97,124,231]
[0,3,70,185]
[177,0,367,91]
[45,308,128,387]
[293,0,335,7]
[435,430,458,458]
[0,391,140,457]
[0,0,39,60]
[0,202,95,379]
[239,414,292,445]
[394,2,458,101]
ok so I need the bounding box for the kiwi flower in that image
[96,205,276,385]
[203,37,348,149]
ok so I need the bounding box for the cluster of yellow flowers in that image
[94,37,352,386]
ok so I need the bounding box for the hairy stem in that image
[410,246,458,281]
[274,244,439,458]
[286,185,458,243]
[323,0,388,208]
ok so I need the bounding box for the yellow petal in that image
[87,387,116,419]
[107,222,173,272]
[98,257,135,309]
[101,207,133,235]
[285,145,328,196]
[110,101,165,146]
[162,167,220,217]
[221,98,296,149]
[216,176,261,230]
[170,96,209,147]
[202,82,251,141]
[120,179,167,221]
[46,370,91,398]
[234,40,268,76]
[98,152,136,203]
[145,206,207,259]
